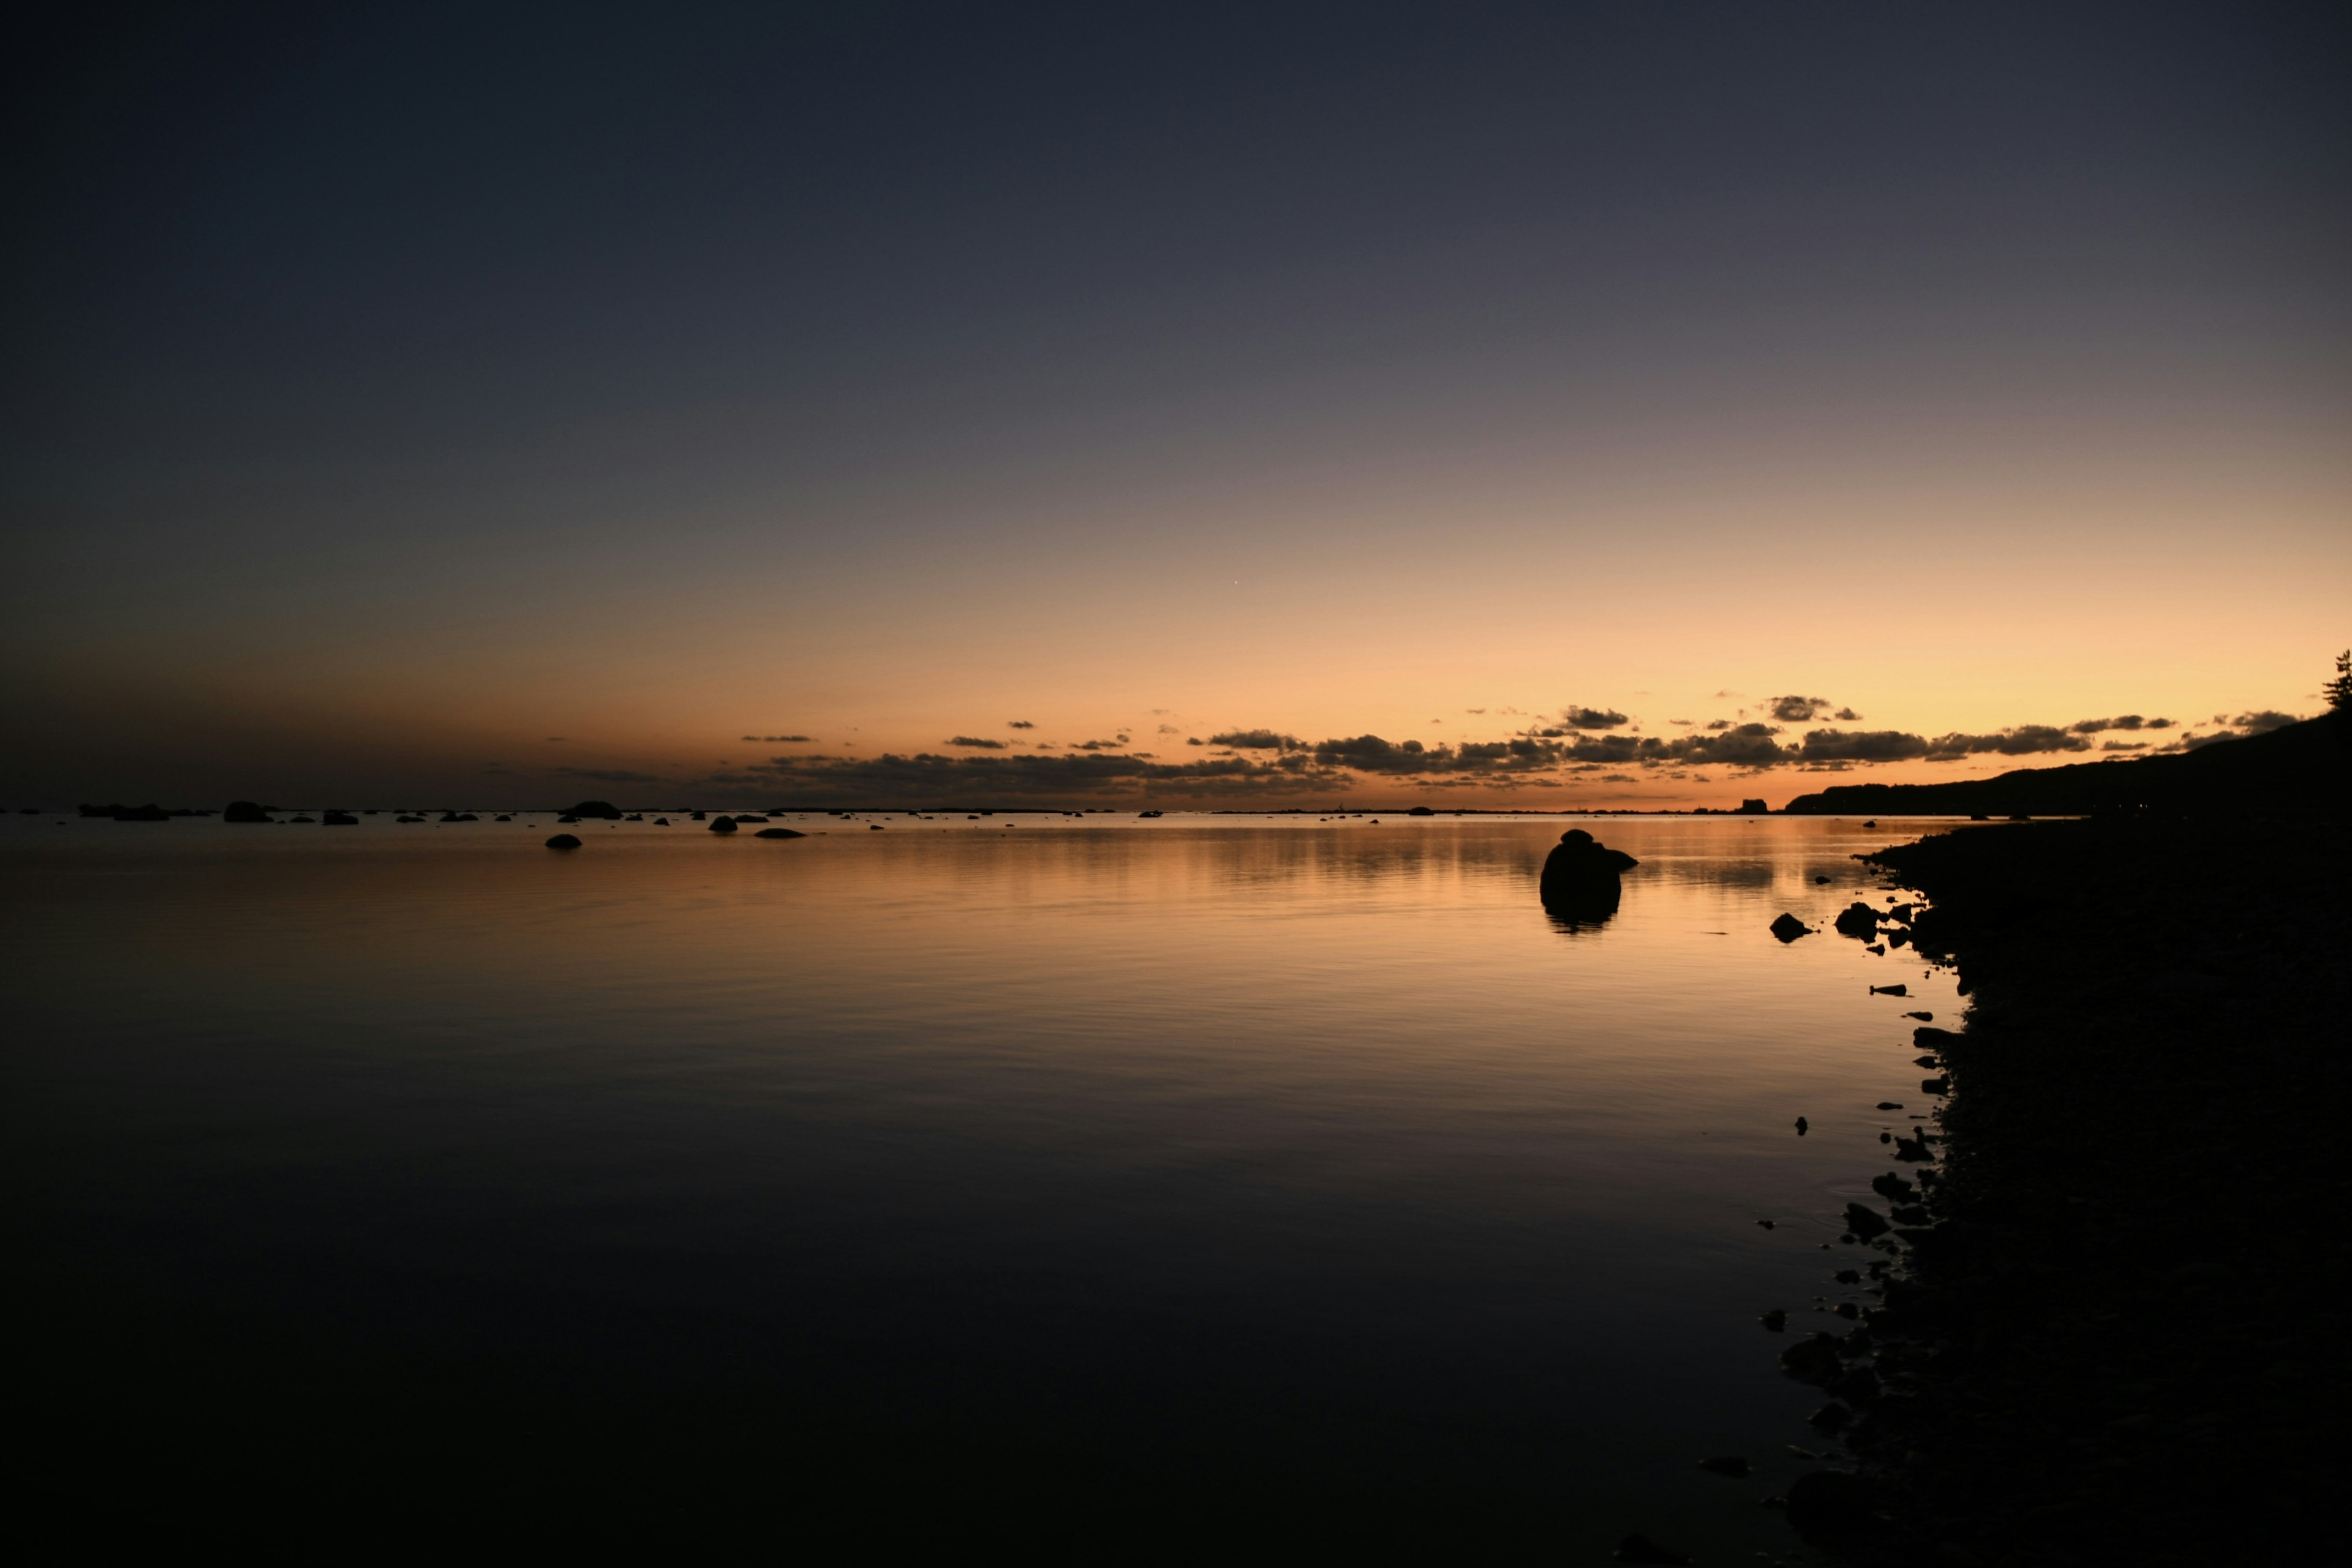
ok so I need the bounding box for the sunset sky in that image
[6,2,2346,807]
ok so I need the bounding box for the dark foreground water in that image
[4,813,1954,1556]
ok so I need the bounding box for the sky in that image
[5,1,2346,808]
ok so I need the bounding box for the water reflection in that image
[2,813,1963,1558]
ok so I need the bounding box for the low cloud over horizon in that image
[657,696,2321,805]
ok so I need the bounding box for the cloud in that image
[556,767,664,783]
[1833,707,1861,722]
[1464,707,1487,715]
[1158,723,1183,735]
[1922,725,2093,760]
[741,734,813,743]
[732,748,1330,802]
[1208,729,1305,750]
[1704,718,1730,731]
[2101,741,2148,752]
[2230,710,2301,734]
[1560,706,1630,729]
[1186,737,1207,746]
[1668,718,1694,726]
[946,736,1008,749]
[2068,715,2177,734]
[1795,729,1931,762]
[1007,720,1035,729]
[1072,738,1128,751]
[1768,696,1838,722]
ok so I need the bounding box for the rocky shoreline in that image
[1784,809,2349,1565]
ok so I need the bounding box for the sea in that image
[4,810,1958,1558]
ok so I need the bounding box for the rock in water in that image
[323,812,358,826]
[544,834,582,850]
[1780,1333,1844,1385]
[1540,829,1637,930]
[753,828,805,840]
[223,800,274,823]
[1834,901,1883,938]
[708,816,739,834]
[1771,912,1812,941]
[1844,1202,1891,1239]
[564,800,624,820]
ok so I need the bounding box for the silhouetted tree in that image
[2328,648,2352,712]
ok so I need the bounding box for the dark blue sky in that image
[6,2,2346,804]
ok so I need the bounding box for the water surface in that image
[4,813,1954,1555]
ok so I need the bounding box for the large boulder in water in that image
[1833,902,1883,939]
[544,833,582,850]
[564,800,624,820]
[708,816,739,834]
[224,801,275,823]
[1540,829,1637,929]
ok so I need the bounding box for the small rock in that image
[1756,1219,1776,1229]
[709,817,739,834]
[1613,1533,1692,1565]
[1921,1077,1948,1094]
[754,828,806,839]
[1890,1204,1930,1225]
[1833,902,1882,938]
[1830,1365,1880,1406]
[1864,943,1885,954]
[1760,1310,1787,1332]
[1843,1202,1890,1240]
[1869,983,1908,996]
[1698,1455,1751,1477]
[1870,1173,1917,1202]
[1794,1116,1809,1135]
[545,834,582,850]
[1770,913,1812,941]
[1833,1268,1860,1285]
[1904,1011,1934,1022]
[1875,1101,1904,1110]
[1913,1055,1941,1068]
[1780,1333,1843,1385]
[1894,1135,1933,1162]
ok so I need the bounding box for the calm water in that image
[5,813,1954,1555]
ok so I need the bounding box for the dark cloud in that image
[1007,720,1035,729]
[734,749,1327,802]
[741,734,812,743]
[1073,738,1128,751]
[1186,737,1207,746]
[1561,706,1630,729]
[946,736,1008,749]
[1704,718,1731,731]
[1833,707,1861,722]
[1464,707,1487,715]
[1208,729,1305,751]
[1795,729,1930,762]
[556,767,664,783]
[1158,723,1183,735]
[2230,710,2301,734]
[2068,715,2177,734]
[1768,695,1836,722]
[2101,740,2147,752]
[1923,725,2092,760]
[1667,717,1694,726]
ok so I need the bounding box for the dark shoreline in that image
[1789,807,2348,1564]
